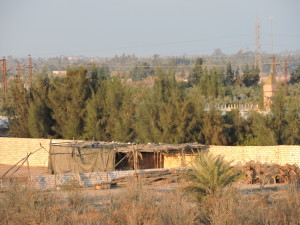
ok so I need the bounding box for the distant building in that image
[205,70,282,117]
[204,104,260,118]
[52,71,67,77]
[263,72,277,110]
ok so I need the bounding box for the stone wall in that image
[1,137,300,168]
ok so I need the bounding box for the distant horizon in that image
[3,48,300,60]
[1,0,300,58]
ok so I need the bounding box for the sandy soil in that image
[0,164,292,194]
[0,164,49,178]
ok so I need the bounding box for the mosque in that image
[205,68,277,117]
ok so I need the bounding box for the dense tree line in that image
[5,61,300,145]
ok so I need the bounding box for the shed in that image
[48,141,207,174]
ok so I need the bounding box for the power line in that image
[107,61,300,68]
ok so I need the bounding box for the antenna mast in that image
[270,16,276,81]
[270,16,274,55]
[255,12,262,73]
[16,61,22,87]
[27,54,33,88]
[1,57,7,106]
[284,58,288,96]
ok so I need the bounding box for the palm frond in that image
[183,153,241,198]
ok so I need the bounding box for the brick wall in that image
[209,145,300,165]
[164,145,300,168]
[1,137,300,168]
[0,137,71,167]
[164,154,196,168]
[29,168,169,189]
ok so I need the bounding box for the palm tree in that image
[183,153,241,199]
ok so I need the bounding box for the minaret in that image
[263,56,276,110]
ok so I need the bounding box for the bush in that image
[183,153,242,199]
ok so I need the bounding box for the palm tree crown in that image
[184,153,241,198]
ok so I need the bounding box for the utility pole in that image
[272,56,276,79]
[1,57,7,106]
[284,58,288,96]
[27,54,33,88]
[16,61,22,87]
[255,12,262,73]
[270,16,274,55]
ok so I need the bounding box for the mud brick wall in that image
[164,145,300,168]
[0,137,71,167]
[164,154,196,168]
[209,145,300,165]
[1,137,300,168]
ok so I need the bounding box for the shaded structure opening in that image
[48,141,207,174]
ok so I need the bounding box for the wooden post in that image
[132,144,136,171]
[159,151,162,169]
[156,151,159,168]
[133,144,138,179]
[50,139,57,188]
[136,149,139,170]
[26,153,31,186]
[105,151,110,187]
[181,148,186,167]
[183,148,186,167]
[154,151,157,168]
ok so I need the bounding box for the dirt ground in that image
[0,164,49,178]
[0,163,292,195]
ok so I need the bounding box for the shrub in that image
[183,153,242,199]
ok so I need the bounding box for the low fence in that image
[29,168,168,189]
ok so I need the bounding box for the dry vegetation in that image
[0,178,300,225]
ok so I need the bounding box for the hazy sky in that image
[0,0,299,58]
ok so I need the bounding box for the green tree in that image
[282,102,300,144]
[234,68,243,86]
[241,113,277,146]
[48,67,89,139]
[177,98,204,143]
[85,77,135,142]
[188,57,203,86]
[183,153,241,199]
[136,70,204,143]
[224,63,234,86]
[242,65,260,87]
[87,64,110,93]
[223,110,248,145]
[28,75,54,138]
[135,70,177,143]
[9,80,30,137]
[202,106,228,145]
[104,78,136,142]
[289,65,300,84]
[199,69,223,98]
[129,62,154,81]
[270,85,287,144]
[84,85,108,140]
